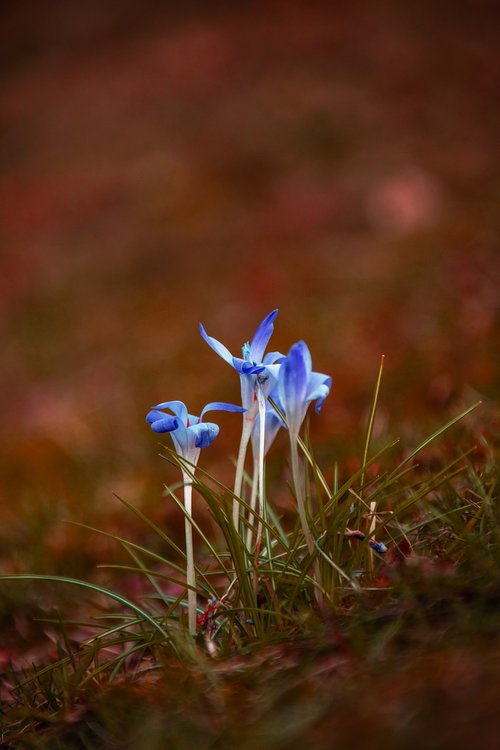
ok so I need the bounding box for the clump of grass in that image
[2,386,496,725]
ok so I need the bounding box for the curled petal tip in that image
[148,415,179,433]
[192,422,219,448]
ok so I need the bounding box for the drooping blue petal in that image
[146,409,168,424]
[306,373,332,413]
[199,402,246,420]
[148,415,180,433]
[199,323,234,366]
[314,389,330,414]
[190,422,220,448]
[232,357,266,375]
[249,309,278,363]
[150,400,188,424]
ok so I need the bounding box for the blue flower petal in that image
[150,400,188,423]
[190,422,220,448]
[263,351,286,365]
[307,373,332,413]
[250,309,278,363]
[232,357,266,375]
[149,415,180,433]
[167,420,189,455]
[280,343,308,403]
[146,409,166,424]
[240,373,257,412]
[200,402,246,420]
[369,539,388,554]
[297,340,313,377]
[314,392,328,413]
[278,344,310,436]
[262,363,281,382]
[199,323,234,366]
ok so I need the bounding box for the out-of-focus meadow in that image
[0,1,499,746]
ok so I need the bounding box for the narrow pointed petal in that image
[199,323,234,365]
[150,400,188,423]
[190,422,220,448]
[200,402,246,420]
[250,309,278,363]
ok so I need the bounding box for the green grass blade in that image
[394,401,482,471]
[0,574,169,640]
[361,354,385,491]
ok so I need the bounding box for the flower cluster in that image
[198,310,332,453]
[147,309,332,465]
[145,310,390,634]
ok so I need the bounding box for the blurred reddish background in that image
[0,0,499,572]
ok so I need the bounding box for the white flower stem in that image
[232,416,253,529]
[289,437,314,556]
[254,387,270,560]
[289,435,322,603]
[245,456,259,550]
[182,471,197,636]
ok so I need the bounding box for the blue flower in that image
[199,310,284,410]
[277,341,332,438]
[369,538,388,554]
[146,400,245,464]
